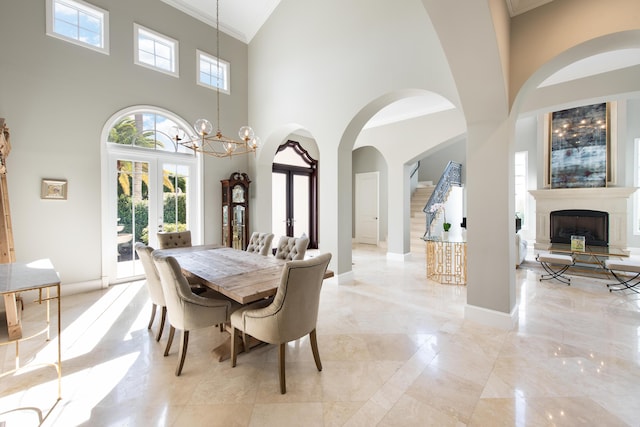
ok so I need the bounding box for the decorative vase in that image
[441,231,449,241]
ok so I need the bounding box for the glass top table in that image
[549,243,629,258]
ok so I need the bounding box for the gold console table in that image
[426,239,467,285]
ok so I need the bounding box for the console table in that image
[0,259,62,400]
[426,239,467,285]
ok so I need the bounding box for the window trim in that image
[134,23,179,78]
[196,49,230,94]
[45,0,110,55]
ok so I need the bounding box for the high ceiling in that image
[164,0,638,127]
[163,0,555,43]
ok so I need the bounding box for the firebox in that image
[550,209,608,247]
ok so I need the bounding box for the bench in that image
[536,253,575,285]
[604,259,640,293]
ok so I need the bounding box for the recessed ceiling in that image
[538,48,640,87]
[364,95,455,130]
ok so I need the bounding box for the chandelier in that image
[177,0,260,158]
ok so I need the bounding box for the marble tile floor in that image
[1,244,639,426]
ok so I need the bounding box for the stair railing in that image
[422,161,462,240]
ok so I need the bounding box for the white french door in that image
[102,149,199,284]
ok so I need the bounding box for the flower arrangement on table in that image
[429,202,451,231]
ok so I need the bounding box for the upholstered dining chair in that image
[274,235,309,261]
[135,242,208,346]
[246,232,275,256]
[230,252,332,394]
[153,252,237,376]
[157,230,192,249]
[134,242,168,343]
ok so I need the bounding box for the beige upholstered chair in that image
[246,232,275,256]
[274,235,309,261]
[134,242,168,342]
[153,253,236,376]
[230,252,332,393]
[157,231,192,249]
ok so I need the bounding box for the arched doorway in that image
[272,140,318,249]
[101,106,201,284]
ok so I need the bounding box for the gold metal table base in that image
[426,240,467,285]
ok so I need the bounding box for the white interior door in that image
[355,172,379,245]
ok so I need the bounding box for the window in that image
[197,50,230,94]
[134,24,179,77]
[515,151,528,229]
[46,0,109,54]
[107,112,193,155]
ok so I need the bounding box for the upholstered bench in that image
[604,259,640,293]
[536,253,575,285]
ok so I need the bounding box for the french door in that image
[105,152,198,283]
[272,168,311,240]
[272,140,318,249]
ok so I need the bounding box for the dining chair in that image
[153,252,237,376]
[274,235,309,261]
[135,242,208,345]
[157,230,192,249]
[134,242,168,343]
[230,252,332,393]
[246,232,274,256]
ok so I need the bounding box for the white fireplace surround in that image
[530,187,637,250]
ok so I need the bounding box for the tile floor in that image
[1,244,639,426]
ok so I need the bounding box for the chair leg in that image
[230,327,238,367]
[164,325,175,357]
[279,343,286,394]
[148,303,157,330]
[156,306,167,342]
[310,329,322,372]
[176,330,189,376]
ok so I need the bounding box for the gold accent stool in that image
[426,240,467,285]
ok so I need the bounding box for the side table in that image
[426,239,467,285]
[0,259,61,400]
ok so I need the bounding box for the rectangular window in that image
[515,151,528,229]
[134,24,179,77]
[46,0,109,54]
[197,50,230,94]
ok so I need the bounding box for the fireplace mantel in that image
[530,187,637,249]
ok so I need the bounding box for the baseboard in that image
[334,270,354,285]
[386,252,411,262]
[464,303,518,330]
[61,279,105,296]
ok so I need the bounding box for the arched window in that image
[102,107,200,283]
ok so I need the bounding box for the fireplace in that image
[550,209,608,247]
[530,187,636,250]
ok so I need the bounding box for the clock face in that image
[232,184,245,203]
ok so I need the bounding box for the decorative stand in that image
[426,239,467,285]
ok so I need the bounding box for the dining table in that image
[153,244,334,360]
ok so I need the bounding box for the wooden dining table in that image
[153,244,333,360]
[154,244,298,304]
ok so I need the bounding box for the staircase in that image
[410,183,435,254]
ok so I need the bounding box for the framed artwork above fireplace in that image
[544,102,614,189]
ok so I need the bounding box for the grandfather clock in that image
[221,172,250,250]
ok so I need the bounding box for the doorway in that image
[355,172,379,245]
[272,140,318,249]
[102,108,200,284]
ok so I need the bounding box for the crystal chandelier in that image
[178,0,259,158]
